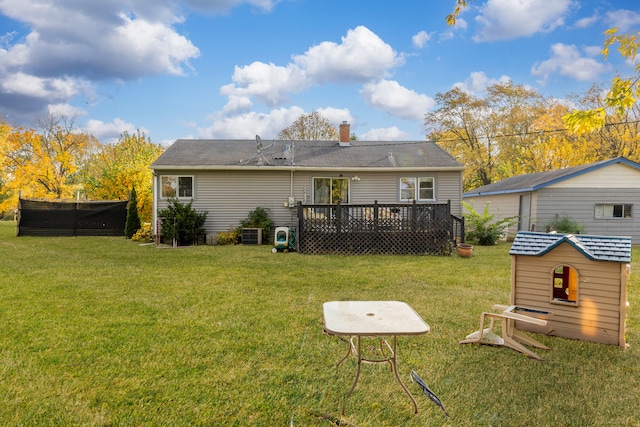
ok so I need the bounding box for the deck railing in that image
[296,200,463,255]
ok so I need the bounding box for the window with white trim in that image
[161,176,194,198]
[399,177,435,202]
[595,204,632,219]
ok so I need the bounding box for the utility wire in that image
[430,118,640,144]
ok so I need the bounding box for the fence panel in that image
[18,199,127,237]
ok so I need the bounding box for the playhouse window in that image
[551,265,578,305]
[161,176,194,199]
[399,177,435,201]
[595,204,632,219]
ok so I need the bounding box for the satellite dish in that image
[256,135,263,151]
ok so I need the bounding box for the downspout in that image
[290,170,294,201]
[152,170,157,237]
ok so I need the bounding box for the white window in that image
[400,177,435,202]
[595,204,632,219]
[161,176,194,199]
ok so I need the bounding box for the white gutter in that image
[151,165,465,172]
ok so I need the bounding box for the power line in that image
[431,119,640,144]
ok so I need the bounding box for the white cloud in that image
[453,71,511,95]
[183,0,278,14]
[85,118,147,143]
[474,0,572,42]
[199,106,306,139]
[412,31,432,49]
[315,107,353,126]
[220,62,308,107]
[605,9,640,32]
[0,0,201,121]
[47,103,87,119]
[360,126,411,141]
[220,26,404,112]
[361,80,434,120]
[199,105,352,140]
[294,26,403,83]
[573,13,599,29]
[1,72,79,100]
[531,43,611,84]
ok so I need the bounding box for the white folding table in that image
[323,300,430,414]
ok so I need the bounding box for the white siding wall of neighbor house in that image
[464,163,640,241]
[463,193,521,236]
[156,169,463,238]
[547,163,640,188]
[535,187,640,240]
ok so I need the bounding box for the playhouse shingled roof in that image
[151,139,464,171]
[509,231,632,263]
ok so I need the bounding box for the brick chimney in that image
[339,121,350,146]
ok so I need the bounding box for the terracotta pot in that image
[456,243,474,258]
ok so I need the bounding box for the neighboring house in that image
[150,123,464,241]
[463,157,640,243]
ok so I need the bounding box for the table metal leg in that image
[341,336,363,416]
[388,336,418,413]
[339,335,418,415]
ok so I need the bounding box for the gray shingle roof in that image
[510,231,631,263]
[464,157,640,197]
[151,139,463,170]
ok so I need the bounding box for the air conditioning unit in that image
[242,228,262,245]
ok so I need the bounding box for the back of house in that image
[151,127,464,244]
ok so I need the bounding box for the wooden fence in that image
[296,201,464,255]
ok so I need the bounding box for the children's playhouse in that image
[508,231,631,348]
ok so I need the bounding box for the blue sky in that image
[0,0,638,145]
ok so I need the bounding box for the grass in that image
[0,221,638,426]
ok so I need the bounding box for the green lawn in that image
[0,221,638,426]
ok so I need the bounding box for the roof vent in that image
[388,151,397,167]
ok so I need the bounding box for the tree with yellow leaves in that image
[81,130,164,222]
[564,29,640,134]
[0,115,96,214]
[515,102,597,174]
[425,82,545,190]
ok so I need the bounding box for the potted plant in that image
[456,242,474,258]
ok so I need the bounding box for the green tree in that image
[276,111,339,140]
[463,201,517,245]
[125,186,141,238]
[158,198,208,246]
[239,206,274,244]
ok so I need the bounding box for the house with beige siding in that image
[150,123,464,243]
[463,157,640,243]
[509,231,631,348]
